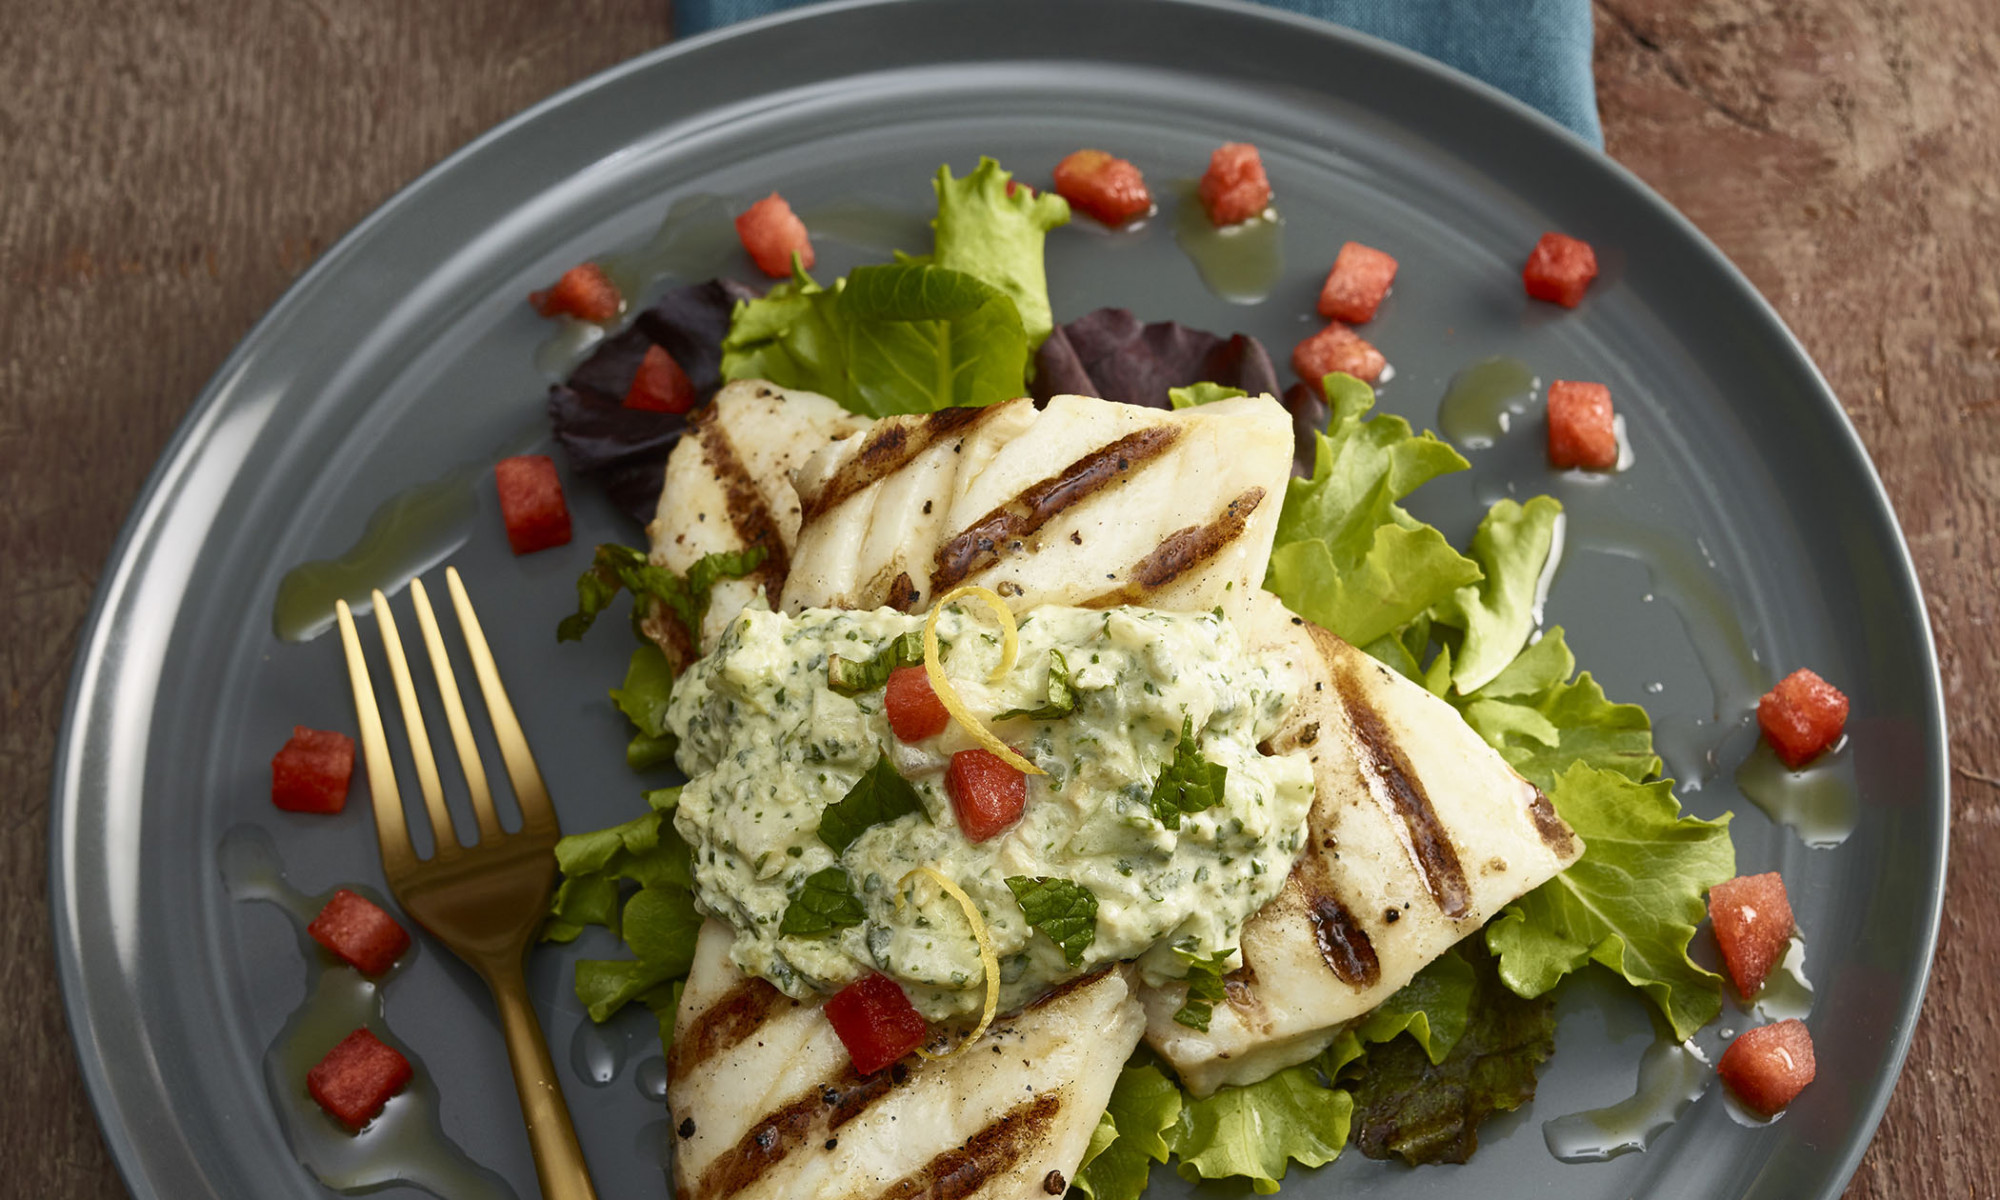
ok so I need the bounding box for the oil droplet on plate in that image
[1734,740,1859,847]
[636,1055,669,1102]
[219,826,517,1200]
[1543,1037,1711,1162]
[1171,183,1283,304]
[1438,357,1538,449]
[1750,935,1815,1021]
[570,1018,629,1087]
[272,471,477,643]
[637,1117,674,1170]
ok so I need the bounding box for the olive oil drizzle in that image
[218,825,517,1200]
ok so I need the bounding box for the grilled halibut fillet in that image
[669,922,1145,1200]
[780,393,1293,619]
[643,380,871,667]
[1138,591,1584,1095]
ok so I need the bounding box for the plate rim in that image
[48,2,1950,1197]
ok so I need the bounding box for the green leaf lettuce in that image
[1430,495,1564,693]
[931,157,1070,348]
[1265,374,1481,646]
[1484,764,1734,1040]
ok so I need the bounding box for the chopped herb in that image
[557,542,767,645]
[826,631,925,695]
[1149,716,1229,830]
[1172,948,1234,1031]
[816,753,926,852]
[1004,875,1099,966]
[779,867,867,936]
[995,649,1077,721]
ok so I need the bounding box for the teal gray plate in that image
[50,1,1947,1197]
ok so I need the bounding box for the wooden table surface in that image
[3,0,1993,1195]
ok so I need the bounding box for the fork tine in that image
[335,599,417,876]
[372,587,460,855]
[444,566,559,837]
[409,578,505,844]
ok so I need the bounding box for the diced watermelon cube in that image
[494,455,572,556]
[307,1028,413,1131]
[272,726,355,814]
[529,262,621,324]
[1717,1019,1816,1116]
[1053,149,1153,227]
[1198,142,1272,226]
[1757,668,1849,768]
[1523,232,1599,307]
[1292,321,1387,389]
[1546,380,1619,471]
[1708,872,1795,997]
[946,748,1028,843]
[825,973,929,1076]
[309,889,412,977]
[734,193,814,278]
[623,344,695,414]
[1318,242,1398,323]
[885,665,950,743]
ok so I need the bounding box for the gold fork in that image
[335,566,598,1200]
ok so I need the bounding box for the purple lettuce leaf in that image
[548,279,758,526]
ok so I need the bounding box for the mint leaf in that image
[994,649,1076,721]
[1355,948,1477,1065]
[1348,941,1556,1165]
[1453,628,1661,792]
[1074,1063,1182,1200]
[780,867,866,936]
[1170,1062,1352,1194]
[931,157,1069,348]
[1431,495,1565,693]
[1168,382,1249,409]
[1484,764,1734,1040]
[1171,948,1233,1032]
[1149,717,1228,831]
[557,542,767,645]
[1003,875,1098,966]
[1264,373,1481,645]
[826,631,924,696]
[817,753,926,852]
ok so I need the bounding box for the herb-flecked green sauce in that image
[667,603,1314,1021]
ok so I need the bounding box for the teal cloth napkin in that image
[675,0,1601,146]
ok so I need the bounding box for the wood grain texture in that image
[1,0,1990,1196]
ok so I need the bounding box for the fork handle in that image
[486,958,600,1200]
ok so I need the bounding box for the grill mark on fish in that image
[1266,852,1381,989]
[870,1091,1063,1200]
[802,405,997,523]
[692,405,788,595]
[1077,487,1265,608]
[643,603,701,675]
[669,976,787,1078]
[884,570,921,612]
[691,1063,901,1200]
[930,426,1182,594]
[1305,891,1382,987]
[1333,663,1474,920]
[1526,786,1578,858]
